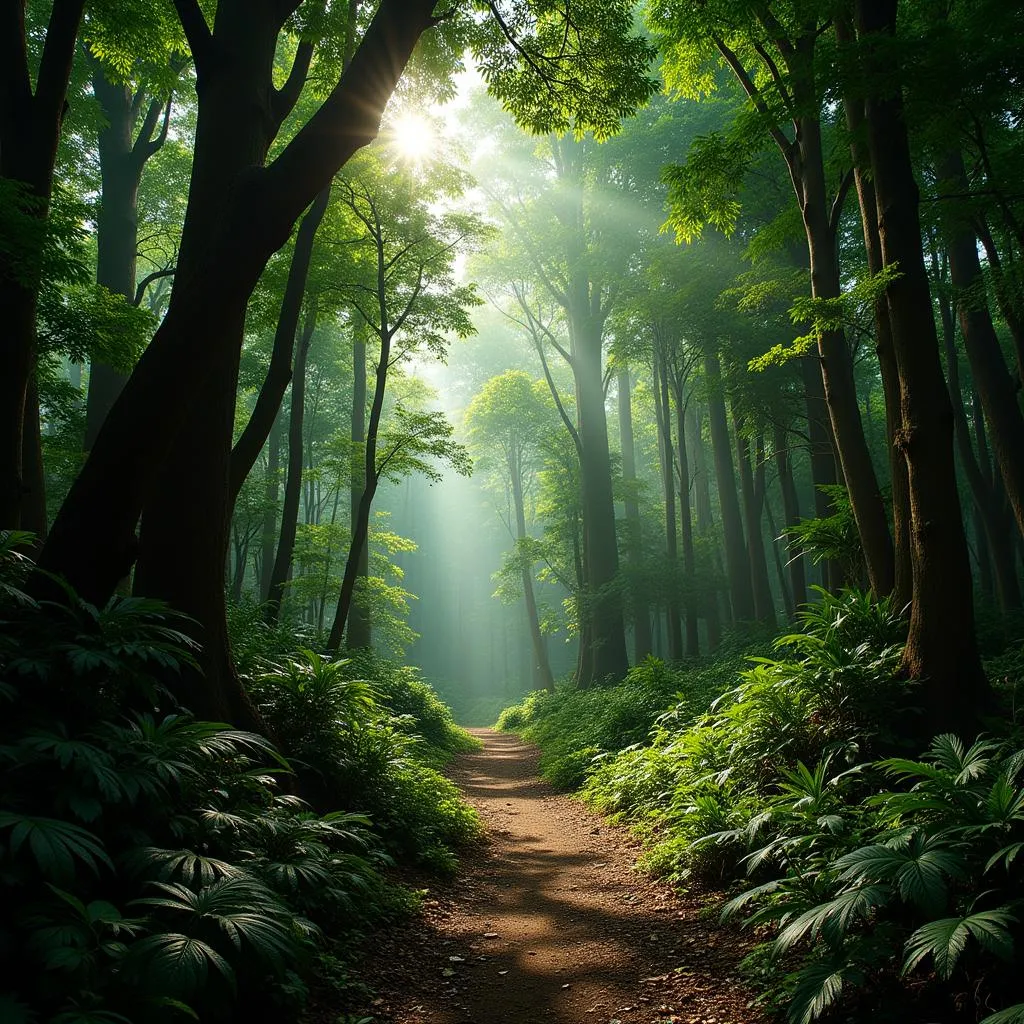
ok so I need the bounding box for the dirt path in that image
[354,730,767,1024]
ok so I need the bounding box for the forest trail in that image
[351,730,767,1024]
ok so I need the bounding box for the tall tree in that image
[1,0,87,527]
[466,371,558,691]
[325,150,481,650]
[854,0,988,730]
[651,0,895,599]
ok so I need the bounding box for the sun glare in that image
[391,113,434,163]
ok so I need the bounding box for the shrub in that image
[0,535,473,1022]
[247,649,481,871]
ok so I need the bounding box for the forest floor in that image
[337,730,769,1024]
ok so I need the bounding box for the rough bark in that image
[856,0,988,731]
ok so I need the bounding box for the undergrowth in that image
[0,533,479,1023]
[496,588,1024,1024]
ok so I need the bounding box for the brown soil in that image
[350,730,769,1024]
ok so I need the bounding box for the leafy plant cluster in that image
[495,645,751,790]
[0,535,475,1023]
[498,587,1024,1023]
[245,647,481,875]
[717,734,1024,1024]
[579,589,909,882]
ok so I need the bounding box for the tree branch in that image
[261,0,439,239]
[271,39,314,136]
[828,166,855,241]
[133,267,177,306]
[171,0,213,68]
[33,0,86,139]
[712,34,795,171]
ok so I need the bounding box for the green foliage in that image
[0,551,474,1021]
[496,651,747,789]
[576,590,907,883]
[247,649,481,874]
[786,489,868,591]
[474,0,657,140]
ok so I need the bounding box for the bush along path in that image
[343,730,767,1024]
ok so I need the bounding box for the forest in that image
[2,0,1024,1023]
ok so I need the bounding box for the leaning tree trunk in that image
[797,112,895,599]
[328,320,393,652]
[345,322,372,650]
[38,0,438,611]
[839,60,912,608]
[229,184,331,505]
[856,0,989,731]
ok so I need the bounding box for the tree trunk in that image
[0,0,86,528]
[704,351,754,621]
[856,0,989,731]
[258,410,284,601]
[21,376,47,539]
[688,404,721,647]
[38,0,439,609]
[798,355,839,588]
[511,451,555,691]
[346,324,372,650]
[655,347,683,660]
[798,112,894,599]
[85,67,172,447]
[839,66,912,608]
[734,413,776,628]
[672,377,698,656]
[774,423,808,611]
[328,323,393,652]
[618,367,651,660]
[936,247,1022,612]
[938,149,1024,545]
[229,184,331,503]
[572,314,629,685]
[266,311,316,620]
